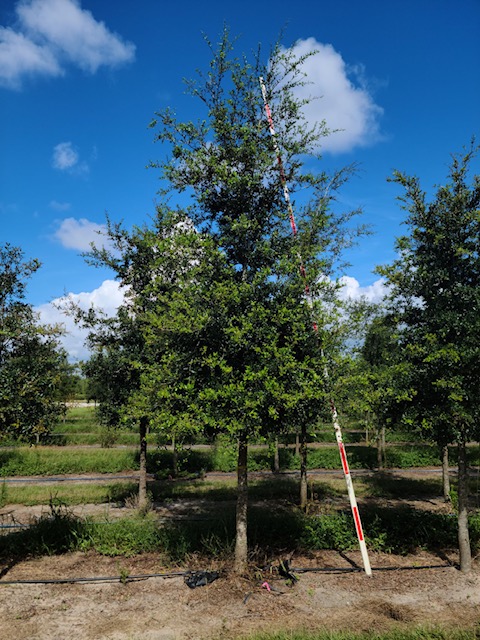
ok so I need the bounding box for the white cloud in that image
[285,38,383,153]
[49,199,71,211]
[338,276,389,303]
[54,216,107,250]
[52,141,91,175]
[52,141,79,170]
[63,278,126,315]
[36,279,126,361]
[0,0,135,89]
[0,26,62,88]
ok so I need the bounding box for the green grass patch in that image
[0,506,92,558]
[56,406,99,432]
[0,447,139,476]
[78,514,171,557]
[0,481,137,507]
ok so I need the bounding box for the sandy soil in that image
[0,548,479,640]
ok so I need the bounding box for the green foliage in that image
[302,506,461,555]
[378,143,480,447]
[377,143,480,568]
[0,480,7,508]
[211,434,238,472]
[4,501,477,561]
[301,511,358,550]
[0,440,456,479]
[75,30,366,470]
[0,244,67,442]
[99,426,119,448]
[81,322,143,429]
[334,314,414,473]
[79,514,164,557]
[362,506,457,554]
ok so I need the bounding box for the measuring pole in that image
[259,77,372,576]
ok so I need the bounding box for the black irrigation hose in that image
[291,563,453,574]
[0,561,455,586]
[0,570,190,585]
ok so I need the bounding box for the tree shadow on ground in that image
[361,471,444,501]
[156,501,305,563]
[148,474,304,503]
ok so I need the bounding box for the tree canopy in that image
[78,31,365,571]
[378,142,480,572]
[0,244,66,442]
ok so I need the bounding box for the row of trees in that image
[2,32,479,573]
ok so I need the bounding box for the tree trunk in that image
[295,431,300,457]
[442,444,451,502]
[273,436,280,474]
[138,416,148,513]
[234,433,248,574]
[457,438,472,573]
[300,423,308,510]
[377,425,386,470]
[172,433,178,479]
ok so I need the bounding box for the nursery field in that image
[1,407,480,640]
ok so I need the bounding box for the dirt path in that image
[0,550,478,640]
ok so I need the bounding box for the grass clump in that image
[79,515,165,557]
[0,504,91,559]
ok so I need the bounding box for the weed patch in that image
[0,506,91,559]
[300,505,469,555]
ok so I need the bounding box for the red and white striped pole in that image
[259,77,372,576]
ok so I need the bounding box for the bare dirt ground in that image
[0,549,479,640]
[1,469,480,639]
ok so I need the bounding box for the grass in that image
[0,447,139,476]
[0,481,137,507]
[2,442,458,477]
[7,406,480,476]
[0,502,470,561]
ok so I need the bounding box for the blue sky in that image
[1,0,479,359]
